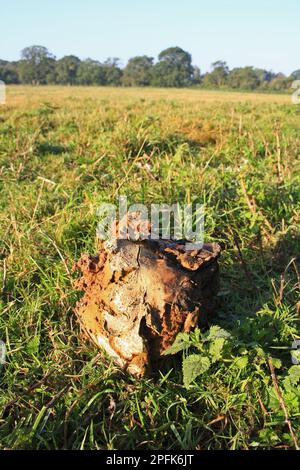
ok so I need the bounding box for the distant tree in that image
[56,55,81,85]
[203,61,229,88]
[43,58,57,84]
[192,66,202,85]
[253,68,275,86]
[103,58,123,86]
[19,45,56,84]
[0,61,19,84]
[152,47,194,87]
[228,66,260,90]
[0,44,294,90]
[122,56,153,86]
[291,69,300,80]
[268,73,292,90]
[0,60,9,71]
[77,59,106,85]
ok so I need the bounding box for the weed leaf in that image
[234,356,248,369]
[183,354,210,387]
[206,326,231,341]
[163,332,191,356]
[209,337,226,363]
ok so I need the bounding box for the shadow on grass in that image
[211,229,299,354]
[36,141,69,156]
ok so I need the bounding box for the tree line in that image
[1,45,299,91]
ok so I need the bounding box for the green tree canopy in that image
[19,45,56,84]
[0,62,19,84]
[56,55,81,85]
[228,66,260,90]
[203,61,229,88]
[253,68,275,85]
[192,66,202,85]
[268,73,293,90]
[76,59,106,85]
[152,47,194,87]
[103,58,123,86]
[0,44,296,91]
[122,56,153,86]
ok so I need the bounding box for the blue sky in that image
[2,0,299,74]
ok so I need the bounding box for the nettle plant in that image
[163,324,300,446]
[163,325,243,388]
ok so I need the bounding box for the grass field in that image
[0,86,299,450]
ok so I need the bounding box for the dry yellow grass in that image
[6,85,291,110]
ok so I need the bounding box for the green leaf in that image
[206,325,231,341]
[272,358,282,369]
[182,354,210,388]
[209,337,225,363]
[163,332,191,356]
[234,356,248,369]
[259,428,280,445]
[27,336,40,355]
[287,365,300,385]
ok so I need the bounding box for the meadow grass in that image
[0,86,299,450]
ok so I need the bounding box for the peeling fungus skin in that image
[74,238,221,376]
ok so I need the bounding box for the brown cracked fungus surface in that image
[74,238,221,376]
